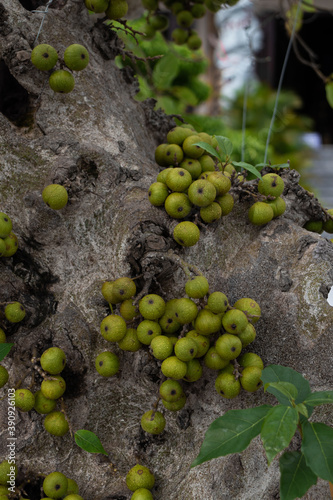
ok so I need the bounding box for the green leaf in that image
[232,161,262,179]
[261,365,311,406]
[303,391,333,407]
[193,141,222,161]
[214,136,233,158]
[271,163,290,169]
[191,405,272,467]
[261,405,299,465]
[326,82,333,109]
[301,421,333,482]
[264,382,298,403]
[0,343,14,362]
[74,430,108,455]
[172,86,198,107]
[295,403,308,418]
[152,53,179,90]
[279,451,318,500]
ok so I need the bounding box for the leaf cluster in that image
[192,364,333,500]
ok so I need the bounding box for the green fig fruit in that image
[221,309,248,334]
[139,294,165,320]
[4,302,25,323]
[40,347,66,375]
[41,375,66,400]
[105,0,128,19]
[204,347,229,370]
[238,352,264,370]
[95,351,119,376]
[14,388,35,411]
[185,330,210,357]
[258,173,284,197]
[166,168,192,192]
[167,127,194,145]
[233,297,261,324]
[2,233,18,257]
[100,314,127,342]
[119,299,138,321]
[0,366,9,388]
[148,182,169,207]
[164,192,192,219]
[216,192,234,216]
[0,213,12,239]
[150,335,173,360]
[49,70,75,93]
[31,44,58,71]
[173,298,198,325]
[176,10,194,28]
[126,465,155,492]
[207,291,229,314]
[240,366,263,392]
[141,410,166,434]
[194,309,221,335]
[174,337,198,361]
[137,320,161,345]
[118,328,142,352]
[161,356,187,379]
[248,201,274,226]
[162,393,186,411]
[215,334,242,360]
[64,44,89,71]
[173,221,200,247]
[34,390,57,414]
[84,0,109,12]
[131,488,153,500]
[188,179,216,207]
[215,372,241,398]
[42,184,68,210]
[112,277,136,302]
[43,411,69,436]
[183,358,202,382]
[43,472,68,498]
[185,275,209,299]
[200,202,222,223]
[159,379,184,402]
[0,460,17,486]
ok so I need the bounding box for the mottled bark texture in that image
[0,1,332,499]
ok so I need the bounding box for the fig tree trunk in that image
[0,1,332,499]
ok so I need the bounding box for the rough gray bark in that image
[0,1,333,499]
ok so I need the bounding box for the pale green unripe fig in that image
[31,44,58,71]
[0,213,12,239]
[95,351,119,376]
[183,358,202,382]
[120,299,138,321]
[118,328,142,352]
[237,322,256,347]
[155,144,169,166]
[173,298,198,325]
[215,372,241,398]
[240,366,263,392]
[233,297,261,324]
[207,291,229,314]
[43,472,68,499]
[238,352,264,370]
[4,302,25,323]
[40,347,66,375]
[182,135,204,158]
[200,202,222,223]
[323,208,333,233]
[150,335,173,360]
[174,337,197,361]
[222,309,248,334]
[2,232,18,257]
[126,465,155,492]
[42,184,68,210]
[207,171,231,196]
[188,179,216,207]
[15,389,35,411]
[158,312,181,335]
[64,44,89,71]
[197,132,211,144]
[85,0,109,12]
[0,327,6,343]
[179,158,202,179]
[266,196,286,218]
[303,220,323,233]
[101,281,119,304]
[49,70,75,93]
[198,155,215,172]
[112,277,136,302]
[167,127,194,145]
[100,314,127,342]
[165,192,192,219]
[194,308,221,335]
[185,275,209,299]
[162,393,186,411]
[44,411,69,436]
[0,460,17,486]
[258,173,285,197]
[137,320,161,345]
[34,390,57,414]
[159,379,184,402]
[216,192,234,216]
[176,10,194,28]
[156,167,174,183]
[141,410,166,434]
[161,356,187,379]
[186,331,210,357]
[139,294,165,320]
[171,27,189,45]
[166,168,192,192]
[164,144,184,165]
[105,0,128,19]
[41,375,66,400]
[131,488,153,500]
[148,182,169,207]
[173,221,200,247]
[66,478,80,495]
[248,201,274,226]
[0,366,9,388]
[204,347,229,370]
[215,334,242,360]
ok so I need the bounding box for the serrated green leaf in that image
[295,403,308,418]
[152,53,179,90]
[74,430,108,456]
[326,82,333,109]
[261,365,311,406]
[193,141,222,161]
[0,343,14,362]
[191,405,272,467]
[279,451,318,500]
[303,391,333,407]
[264,382,298,403]
[232,161,262,179]
[214,136,233,158]
[301,421,333,482]
[261,405,299,465]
